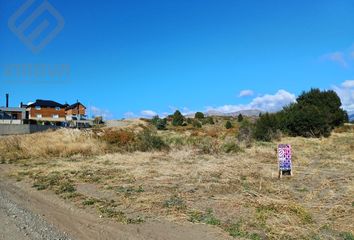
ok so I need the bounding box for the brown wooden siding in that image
[28,107,66,119]
[65,105,86,115]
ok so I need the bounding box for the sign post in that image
[278,144,292,179]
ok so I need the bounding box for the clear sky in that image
[1,0,354,118]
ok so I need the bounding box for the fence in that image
[0,124,59,135]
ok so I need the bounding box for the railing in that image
[0,119,22,124]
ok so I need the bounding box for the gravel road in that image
[0,182,71,240]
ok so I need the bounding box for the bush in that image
[237,120,254,147]
[296,88,348,127]
[237,114,244,122]
[222,142,243,153]
[252,88,348,139]
[225,121,233,129]
[195,112,205,119]
[192,120,202,128]
[151,115,160,125]
[254,113,280,141]
[156,119,167,130]
[189,209,221,226]
[151,116,167,130]
[282,89,348,137]
[201,117,215,125]
[136,129,169,151]
[284,104,331,137]
[189,136,219,154]
[172,110,185,126]
[101,129,135,146]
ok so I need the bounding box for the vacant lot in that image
[0,122,353,240]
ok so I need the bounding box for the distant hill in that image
[186,109,264,118]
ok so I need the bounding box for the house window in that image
[52,114,59,119]
[36,114,42,119]
[55,107,61,111]
[35,106,41,110]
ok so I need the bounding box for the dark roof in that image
[65,102,86,110]
[27,99,65,108]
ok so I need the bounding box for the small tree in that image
[195,112,205,119]
[225,120,233,129]
[282,89,348,137]
[172,110,184,126]
[237,114,244,122]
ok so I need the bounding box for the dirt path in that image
[0,166,230,240]
[0,180,71,240]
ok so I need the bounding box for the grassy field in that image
[0,120,353,240]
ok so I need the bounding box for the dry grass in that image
[1,125,353,239]
[0,129,105,162]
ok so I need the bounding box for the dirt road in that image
[0,180,71,240]
[0,166,229,240]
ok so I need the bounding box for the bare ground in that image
[0,165,230,240]
[0,127,353,239]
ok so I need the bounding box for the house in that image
[0,107,26,124]
[0,94,26,124]
[26,99,66,124]
[65,102,87,121]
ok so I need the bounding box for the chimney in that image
[6,93,9,108]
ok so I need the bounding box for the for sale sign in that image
[278,144,292,178]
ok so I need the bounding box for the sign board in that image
[278,144,292,178]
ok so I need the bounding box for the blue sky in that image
[1,0,354,118]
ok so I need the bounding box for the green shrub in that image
[237,114,244,122]
[55,181,76,194]
[192,120,202,128]
[284,104,331,137]
[163,196,186,210]
[195,112,205,119]
[189,136,219,154]
[282,89,347,138]
[340,232,354,240]
[151,115,160,125]
[296,88,348,127]
[225,222,261,239]
[252,88,348,139]
[83,198,98,206]
[200,117,214,125]
[225,121,233,129]
[222,142,243,153]
[254,113,280,141]
[188,208,221,226]
[136,129,169,151]
[237,120,254,147]
[156,118,167,130]
[172,110,185,126]
[151,116,167,130]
